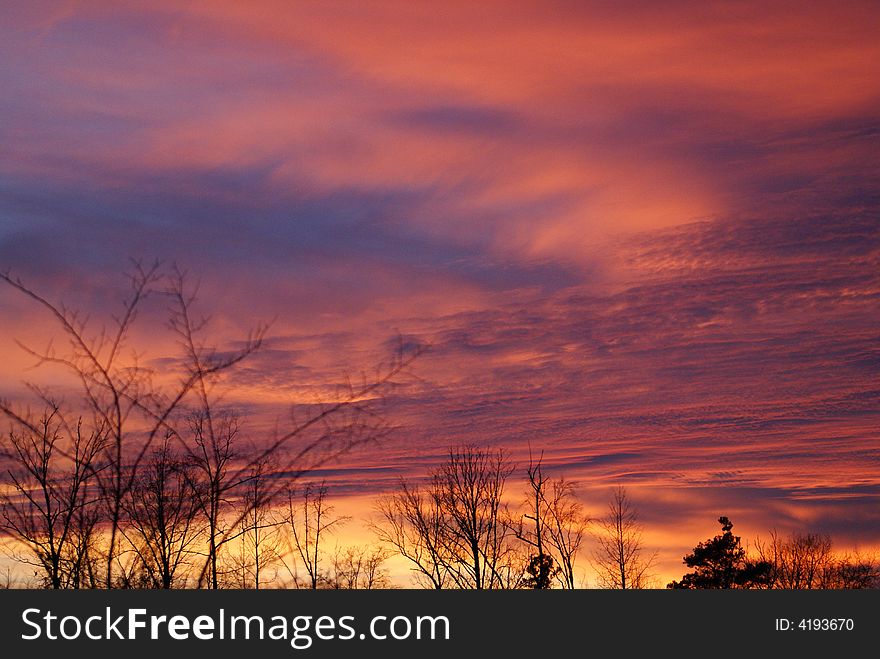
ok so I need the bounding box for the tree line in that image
[667,516,878,589]
[5,425,875,589]
[0,266,876,589]
[373,445,654,589]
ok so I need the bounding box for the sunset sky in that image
[1,1,879,584]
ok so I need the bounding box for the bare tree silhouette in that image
[119,434,201,588]
[755,530,879,589]
[433,445,517,589]
[515,452,559,589]
[0,408,106,588]
[513,451,590,588]
[376,445,519,589]
[592,485,656,589]
[225,459,284,589]
[185,411,244,589]
[282,481,349,589]
[541,476,590,589]
[0,264,264,586]
[326,545,392,589]
[374,480,451,589]
[161,268,423,588]
[1,264,422,588]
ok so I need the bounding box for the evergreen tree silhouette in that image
[521,553,559,589]
[667,517,771,589]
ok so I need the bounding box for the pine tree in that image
[667,517,771,589]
